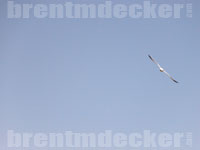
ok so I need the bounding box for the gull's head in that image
[160,68,164,72]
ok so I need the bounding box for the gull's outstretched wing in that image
[148,55,161,69]
[163,70,179,83]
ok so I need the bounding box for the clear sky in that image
[0,0,200,149]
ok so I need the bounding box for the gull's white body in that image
[148,55,179,83]
[159,68,164,72]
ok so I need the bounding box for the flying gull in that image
[148,55,179,83]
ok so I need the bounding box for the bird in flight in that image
[148,55,179,83]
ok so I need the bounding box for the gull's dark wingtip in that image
[170,77,179,83]
[148,54,152,59]
[148,54,154,61]
[173,79,179,83]
[174,80,179,83]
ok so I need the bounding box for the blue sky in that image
[0,0,200,149]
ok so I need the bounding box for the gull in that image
[148,55,179,83]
